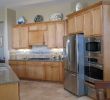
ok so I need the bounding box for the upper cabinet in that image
[67,17,76,34]
[75,14,84,33]
[46,21,65,48]
[84,10,93,36]
[12,21,65,49]
[29,23,47,31]
[47,22,56,48]
[12,26,29,49]
[67,4,102,36]
[56,21,65,48]
[92,6,102,36]
[29,31,44,45]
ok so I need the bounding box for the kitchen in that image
[0,0,110,100]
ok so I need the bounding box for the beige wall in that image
[15,0,100,23]
[0,8,5,21]
[4,8,16,61]
[16,1,72,23]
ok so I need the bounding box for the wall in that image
[0,8,5,21]
[15,1,72,23]
[71,0,100,12]
[15,0,100,23]
[4,8,16,61]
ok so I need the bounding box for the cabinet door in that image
[45,62,60,81]
[52,65,60,81]
[56,21,65,48]
[45,65,52,81]
[92,6,102,35]
[17,61,26,78]
[29,31,44,45]
[67,17,76,34]
[84,11,93,36]
[10,64,19,76]
[9,61,26,78]
[75,14,84,32]
[29,23,47,31]
[59,62,64,82]
[47,23,56,48]
[20,26,29,48]
[26,62,45,80]
[12,27,20,49]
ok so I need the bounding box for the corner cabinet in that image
[12,26,29,49]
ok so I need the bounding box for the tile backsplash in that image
[10,46,63,60]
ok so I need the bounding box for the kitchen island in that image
[0,63,20,100]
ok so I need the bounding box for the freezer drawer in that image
[64,71,77,94]
[64,71,84,96]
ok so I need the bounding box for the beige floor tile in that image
[20,80,93,100]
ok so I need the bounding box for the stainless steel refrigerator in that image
[63,33,85,96]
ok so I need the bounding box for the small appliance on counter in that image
[0,57,5,63]
[63,33,85,96]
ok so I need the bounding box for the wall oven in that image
[84,62,103,83]
[84,36,103,83]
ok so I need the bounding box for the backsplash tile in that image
[10,46,63,60]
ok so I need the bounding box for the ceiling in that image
[0,0,73,8]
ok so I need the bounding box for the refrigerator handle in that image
[66,40,70,64]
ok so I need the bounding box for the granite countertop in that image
[0,63,19,84]
[10,58,64,62]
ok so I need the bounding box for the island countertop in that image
[0,63,19,84]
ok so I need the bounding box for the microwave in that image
[85,36,102,53]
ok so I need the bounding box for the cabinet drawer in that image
[9,61,18,65]
[45,62,60,66]
[26,61,44,66]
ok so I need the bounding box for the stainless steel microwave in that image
[85,36,102,53]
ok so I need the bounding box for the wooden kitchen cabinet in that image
[12,26,29,49]
[47,22,56,48]
[75,14,84,32]
[9,61,26,78]
[84,11,93,36]
[67,17,76,34]
[29,30,44,45]
[56,21,65,48]
[26,61,45,80]
[0,83,19,100]
[92,5,102,36]
[9,60,64,82]
[45,62,64,82]
[12,27,20,49]
[47,21,65,48]
[29,23,47,31]
[45,62,60,81]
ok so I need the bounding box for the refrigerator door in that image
[64,70,77,95]
[64,70,84,96]
[63,35,77,73]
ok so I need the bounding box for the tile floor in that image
[20,80,93,100]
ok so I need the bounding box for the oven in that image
[84,36,103,83]
[85,62,103,83]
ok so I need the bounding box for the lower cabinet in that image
[26,61,45,80]
[45,62,60,81]
[9,60,64,82]
[9,61,26,78]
